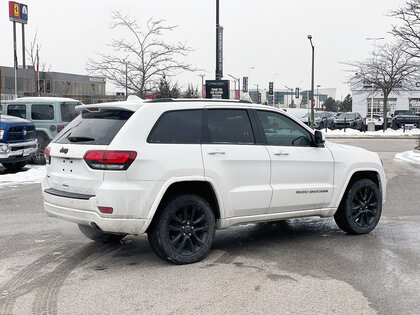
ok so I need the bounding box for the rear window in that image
[53,109,133,145]
[148,110,202,144]
[61,102,81,122]
[32,104,54,120]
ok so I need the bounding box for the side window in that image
[257,110,312,146]
[31,104,54,120]
[7,104,26,119]
[207,109,255,144]
[148,110,202,144]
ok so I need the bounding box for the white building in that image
[352,87,420,117]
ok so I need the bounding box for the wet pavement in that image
[0,139,419,314]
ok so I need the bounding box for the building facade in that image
[352,87,420,117]
[0,66,106,104]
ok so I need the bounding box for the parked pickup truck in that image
[391,110,420,129]
[0,115,38,171]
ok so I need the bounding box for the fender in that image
[332,166,385,212]
[138,176,226,234]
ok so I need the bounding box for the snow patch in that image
[0,165,46,187]
[325,128,420,137]
[395,151,420,165]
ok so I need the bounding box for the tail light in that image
[83,150,137,170]
[44,146,51,164]
[378,117,381,122]
[57,125,65,133]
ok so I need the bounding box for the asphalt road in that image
[0,139,419,315]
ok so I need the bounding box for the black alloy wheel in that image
[334,178,382,235]
[148,194,215,264]
[351,186,379,228]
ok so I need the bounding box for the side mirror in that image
[314,130,325,146]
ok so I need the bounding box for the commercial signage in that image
[242,76,248,92]
[205,80,230,99]
[268,82,273,96]
[9,1,28,24]
[295,88,300,98]
[216,26,224,79]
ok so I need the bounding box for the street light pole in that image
[307,35,315,128]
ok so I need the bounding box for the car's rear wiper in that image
[67,136,95,142]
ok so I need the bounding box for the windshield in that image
[303,112,325,118]
[339,113,356,119]
[394,110,416,116]
[53,109,133,145]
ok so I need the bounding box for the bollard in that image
[344,118,346,132]
[403,117,405,133]
[324,117,328,133]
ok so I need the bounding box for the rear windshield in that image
[61,102,81,122]
[394,110,416,116]
[53,109,133,145]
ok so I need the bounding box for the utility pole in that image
[307,35,315,128]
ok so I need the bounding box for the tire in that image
[31,135,49,165]
[78,224,125,243]
[148,194,216,264]
[392,122,399,130]
[334,179,382,235]
[331,124,336,130]
[1,161,27,171]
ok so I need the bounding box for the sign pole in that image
[22,23,25,68]
[13,21,18,99]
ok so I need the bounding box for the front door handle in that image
[273,151,289,156]
[207,149,226,155]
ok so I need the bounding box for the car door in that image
[254,110,334,213]
[201,108,272,218]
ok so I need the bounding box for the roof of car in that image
[7,97,82,103]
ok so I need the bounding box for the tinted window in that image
[207,109,254,144]
[53,110,133,145]
[257,111,312,146]
[7,104,26,119]
[148,110,202,144]
[32,104,54,120]
[61,102,81,122]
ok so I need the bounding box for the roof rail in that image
[145,98,253,104]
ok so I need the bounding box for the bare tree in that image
[345,42,419,130]
[86,12,196,97]
[26,31,51,73]
[390,0,420,58]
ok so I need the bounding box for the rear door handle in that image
[273,151,289,156]
[207,149,226,155]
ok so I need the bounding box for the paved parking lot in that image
[0,139,419,314]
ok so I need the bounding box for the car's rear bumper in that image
[43,188,146,235]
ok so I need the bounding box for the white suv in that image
[42,98,386,264]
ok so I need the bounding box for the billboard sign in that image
[242,76,248,92]
[9,1,28,24]
[216,26,223,79]
[205,80,230,99]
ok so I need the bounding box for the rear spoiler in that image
[76,95,144,112]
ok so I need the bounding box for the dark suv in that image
[332,112,365,131]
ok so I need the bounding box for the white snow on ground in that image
[0,165,46,187]
[324,128,420,137]
[395,150,420,165]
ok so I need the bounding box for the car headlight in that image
[0,129,4,140]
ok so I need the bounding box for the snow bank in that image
[0,165,46,187]
[324,128,420,137]
[395,151,420,165]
